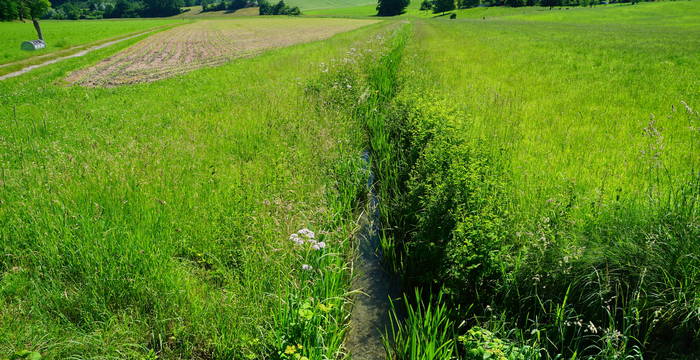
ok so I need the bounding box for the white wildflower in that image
[586,321,598,334]
[302,264,313,271]
[289,233,304,245]
[298,228,315,239]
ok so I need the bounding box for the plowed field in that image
[67,18,377,86]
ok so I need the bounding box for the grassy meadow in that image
[285,0,375,11]
[0,17,390,359]
[360,3,700,359]
[306,0,700,21]
[1,1,699,359]
[172,5,260,17]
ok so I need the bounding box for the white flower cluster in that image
[289,228,326,250]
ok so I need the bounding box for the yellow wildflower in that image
[284,345,296,355]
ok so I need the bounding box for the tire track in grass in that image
[0,26,174,81]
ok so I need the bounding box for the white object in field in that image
[21,40,46,51]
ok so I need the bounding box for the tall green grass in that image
[0,19,387,359]
[334,4,700,359]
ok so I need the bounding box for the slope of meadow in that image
[363,4,700,359]
[286,0,376,11]
[0,17,387,359]
[307,0,700,22]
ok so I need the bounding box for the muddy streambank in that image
[346,151,401,359]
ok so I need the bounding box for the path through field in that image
[67,18,377,87]
[0,29,159,81]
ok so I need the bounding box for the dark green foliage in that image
[457,0,478,9]
[35,0,181,19]
[228,0,248,11]
[258,0,300,15]
[0,0,51,20]
[202,0,226,11]
[0,0,20,20]
[104,0,142,18]
[142,0,182,17]
[540,0,560,8]
[0,0,50,39]
[376,0,409,16]
[504,0,524,7]
[59,2,81,19]
[432,0,454,14]
[419,0,432,10]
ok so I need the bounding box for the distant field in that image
[307,0,700,21]
[286,0,375,11]
[0,19,177,65]
[67,18,377,86]
[172,5,259,17]
[305,3,378,16]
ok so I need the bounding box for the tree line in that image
[1,0,183,19]
[377,0,655,17]
[419,0,652,13]
[1,0,302,20]
[200,0,299,15]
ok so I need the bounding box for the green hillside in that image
[287,0,375,11]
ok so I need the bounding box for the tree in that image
[258,0,299,15]
[59,2,81,19]
[376,0,409,16]
[432,0,454,14]
[271,0,285,13]
[25,0,51,39]
[228,0,247,11]
[257,0,270,13]
[419,0,432,10]
[540,0,559,9]
[1,0,50,40]
[142,0,182,16]
[458,0,478,8]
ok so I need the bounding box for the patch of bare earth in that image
[66,18,377,87]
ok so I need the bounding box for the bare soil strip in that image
[66,18,377,87]
[0,29,160,81]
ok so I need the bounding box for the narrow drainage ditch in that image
[345,150,402,360]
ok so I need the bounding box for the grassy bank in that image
[347,5,700,360]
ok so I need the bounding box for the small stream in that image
[345,151,401,359]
